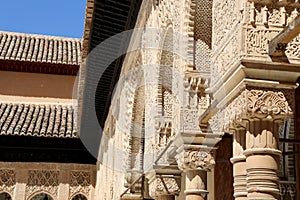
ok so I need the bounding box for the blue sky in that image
[0,0,86,38]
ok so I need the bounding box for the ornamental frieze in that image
[247,1,299,26]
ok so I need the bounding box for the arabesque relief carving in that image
[213,0,239,49]
[155,176,180,195]
[69,171,91,198]
[211,88,293,134]
[26,170,59,199]
[246,29,280,55]
[0,169,15,196]
[176,150,215,171]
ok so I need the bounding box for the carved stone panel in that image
[212,0,239,50]
[0,169,15,196]
[149,176,181,197]
[211,87,294,134]
[26,170,59,199]
[69,171,91,198]
[181,109,200,131]
[246,28,280,56]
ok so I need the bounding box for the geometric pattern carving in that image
[69,171,91,198]
[0,169,15,196]
[194,0,212,47]
[26,170,59,199]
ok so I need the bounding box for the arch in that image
[159,25,174,116]
[29,193,54,200]
[0,192,12,200]
[70,194,88,200]
[157,25,175,147]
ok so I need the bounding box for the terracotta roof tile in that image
[0,31,82,65]
[0,102,77,138]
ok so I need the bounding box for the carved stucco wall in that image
[0,162,96,200]
[95,0,203,199]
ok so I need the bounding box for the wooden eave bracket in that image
[269,15,300,57]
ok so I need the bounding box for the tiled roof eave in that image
[0,31,83,66]
[0,102,78,139]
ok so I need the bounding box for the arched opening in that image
[30,193,53,200]
[71,194,87,200]
[0,192,12,200]
[158,27,174,147]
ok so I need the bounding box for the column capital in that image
[175,147,215,171]
[210,87,294,133]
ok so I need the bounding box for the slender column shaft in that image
[185,170,207,200]
[231,129,247,200]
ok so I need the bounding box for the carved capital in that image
[211,87,293,133]
[246,89,292,119]
[151,176,181,197]
[176,149,215,171]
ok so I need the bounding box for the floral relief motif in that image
[26,170,59,199]
[0,169,15,196]
[210,88,293,134]
[247,90,292,119]
[69,171,91,198]
[176,150,215,171]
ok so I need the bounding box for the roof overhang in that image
[78,0,143,157]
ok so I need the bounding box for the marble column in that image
[244,119,282,200]
[176,147,215,200]
[231,128,247,200]
[185,170,207,200]
[216,88,294,200]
